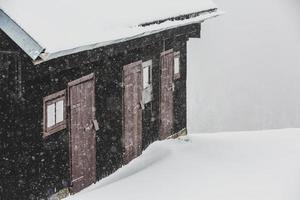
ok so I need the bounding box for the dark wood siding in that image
[0,23,200,199]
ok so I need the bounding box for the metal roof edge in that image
[0,9,45,60]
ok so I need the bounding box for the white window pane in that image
[55,100,64,123]
[143,66,149,89]
[47,104,55,128]
[174,57,180,75]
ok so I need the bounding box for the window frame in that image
[174,51,181,80]
[43,90,67,138]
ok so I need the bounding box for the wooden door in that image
[160,49,174,139]
[68,73,96,193]
[123,61,143,164]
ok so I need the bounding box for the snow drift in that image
[67,129,300,200]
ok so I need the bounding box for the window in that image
[43,90,66,137]
[142,60,153,105]
[143,60,152,89]
[174,51,180,80]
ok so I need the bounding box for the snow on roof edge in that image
[35,10,222,65]
[138,8,217,27]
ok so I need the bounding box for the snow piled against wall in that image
[67,129,300,200]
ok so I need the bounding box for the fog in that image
[187,0,300,133]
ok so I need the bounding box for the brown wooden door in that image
[123,61,143,164]
[68,74,96,193]
[160,49,174,139]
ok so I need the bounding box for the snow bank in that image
[0,0,217,54]
[67,129,300,200]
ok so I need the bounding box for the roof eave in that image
[34,9,222,65]
[0,9,44,60]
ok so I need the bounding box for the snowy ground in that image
[67,129,300,200]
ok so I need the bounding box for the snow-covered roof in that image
[0,0,220,63]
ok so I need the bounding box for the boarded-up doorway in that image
[0,51,21,98]
[68,73,96,193]
[123,61,143,164]
[160,49,174,139]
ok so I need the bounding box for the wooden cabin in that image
[0,1,219,199]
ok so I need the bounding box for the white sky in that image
[188,0,300,133]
